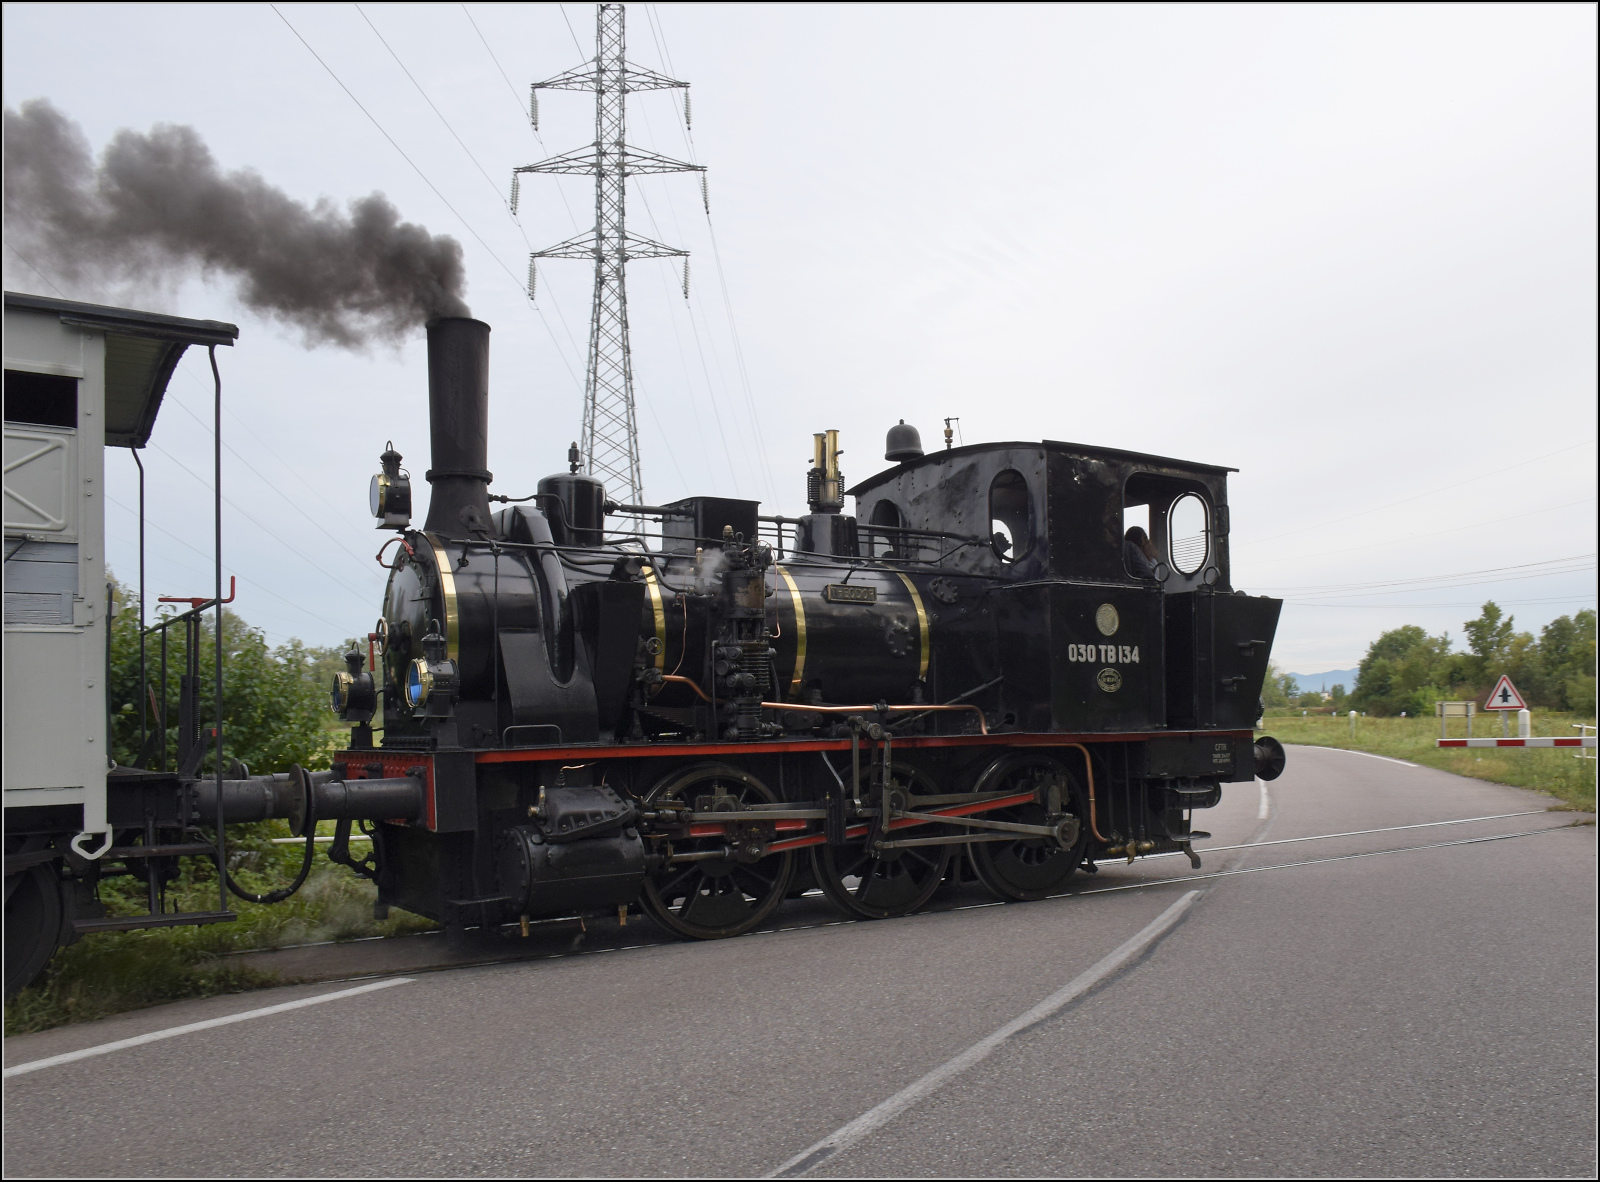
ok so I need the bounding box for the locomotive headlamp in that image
[371,442,412,529]
[405,658,433,708]
[406,620,458,716]
[331,647,377,722]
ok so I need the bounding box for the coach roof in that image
[4,291,239,449]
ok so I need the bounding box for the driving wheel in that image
[812,764,953,920]
[640,763,794,939]
[966,754,1089,902]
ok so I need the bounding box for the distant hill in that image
[1284,668,1359,692]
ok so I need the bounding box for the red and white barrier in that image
[1437,737,1596,748]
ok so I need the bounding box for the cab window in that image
[1169,493,1209,574]
[988,470,1031,562]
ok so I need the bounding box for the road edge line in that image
[4,977,414,1079]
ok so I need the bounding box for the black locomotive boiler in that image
[320,316,1286,937]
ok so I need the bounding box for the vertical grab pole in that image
[134,448,147,762]
[159,624,168,772]
[210,345,226,914]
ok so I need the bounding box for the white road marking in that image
[766,891,1202,1178]
[1198,809,1547,856]
[1071,826,1567,897]
[3,978,413,1079]
[1304,745,1419,767]
[1257,776,1270,820]
[1088,808,1551,867]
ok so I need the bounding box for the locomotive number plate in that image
[824,583,877,604]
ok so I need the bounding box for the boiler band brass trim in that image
[424,532,460,664]
[642,565,667,671]
[777,565,807,695]
[895,571,930,681]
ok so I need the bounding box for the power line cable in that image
[556,4,587,57]
[459,2,587,244]
[1263,496,1598,565]
[146,441,380,605]
[1284,566,1596,600]
[462,3,532,117]
[157,385,382,589]
[106,495,357,637]
[3,243,68,297]
[355,3,519,215]
[366,1,588,367]
[636,10,779,505]
[1286,595,1597,610]
[1247,440,1596,545]
[632,180,733,490]
[269,3,582,389]
[1261,554,1596,595]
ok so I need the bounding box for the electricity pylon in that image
[512,2,705,506]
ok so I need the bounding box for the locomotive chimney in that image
[423,317,494,535]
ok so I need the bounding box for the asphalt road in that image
[5,746,1595,1177]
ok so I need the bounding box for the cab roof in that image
[846,437,1237,498]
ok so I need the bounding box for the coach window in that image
[1168,493,1209,575]
[988,470,1031,562]
[3,370,78,429]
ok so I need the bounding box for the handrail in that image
[658,674,988,734]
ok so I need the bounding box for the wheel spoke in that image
[904,846,938,872]
[734,864,776,896]
[657,865,699,901]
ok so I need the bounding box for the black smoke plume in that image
[3,99,468,346]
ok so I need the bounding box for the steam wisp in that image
[3,99,468,346]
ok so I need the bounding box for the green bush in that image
[107,578,353,774]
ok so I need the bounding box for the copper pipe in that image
[660,674,712,703]
[761,700,988,736]
[655,676,989,735]
[1062,742,1108,844]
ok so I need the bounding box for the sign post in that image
[1481,675,1527,738]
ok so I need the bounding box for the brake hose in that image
[223,764,317,905]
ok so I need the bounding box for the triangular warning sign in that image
[1483,674,1526,710]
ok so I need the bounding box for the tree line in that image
[1267,602,1595,718]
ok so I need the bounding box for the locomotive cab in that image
[849,440,1280,737]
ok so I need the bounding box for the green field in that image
[1261,709,1597,812]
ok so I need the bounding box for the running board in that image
[74,911,237,934]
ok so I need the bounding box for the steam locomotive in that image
[326,316,1285,937]
[3,306,1285,993]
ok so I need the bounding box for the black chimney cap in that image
[885,419,924,462]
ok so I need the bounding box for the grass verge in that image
[1260,709,1597,811]
[6,823,437,1036]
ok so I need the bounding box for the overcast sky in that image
[5,2,1595,673]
